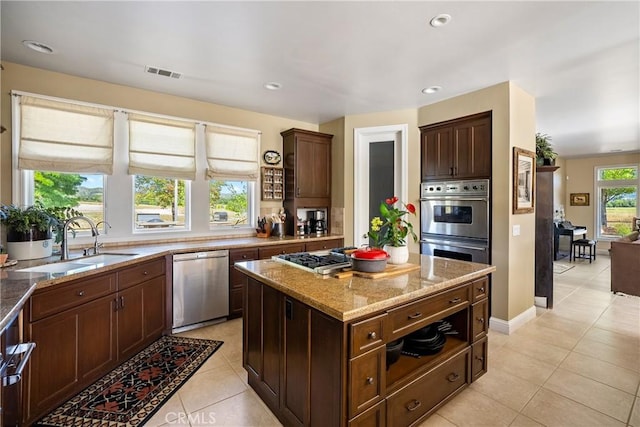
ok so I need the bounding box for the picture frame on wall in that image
[513,147,536,214]
[570,193,590,206]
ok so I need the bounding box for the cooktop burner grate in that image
[274,252,352,275]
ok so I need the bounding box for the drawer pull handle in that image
[113,298,119,312]
[475,355,484,362]
[449,297,462,304]
[407,312,422,320]
[77,290,85,297]
[476,317,485,323]
[478,287,485,293]
[368,332,377,340]
[447,373,460,382]
[366,377,374,385]
[120,295,125,309]
[406,399,421,411]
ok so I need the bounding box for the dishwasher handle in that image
[173,250,229,262]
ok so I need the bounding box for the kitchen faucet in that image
[60,216,99,260]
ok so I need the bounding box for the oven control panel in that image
[421,179,489,198]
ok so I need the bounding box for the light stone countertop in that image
[234,253,497,322]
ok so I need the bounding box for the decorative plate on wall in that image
[263,150,281,165]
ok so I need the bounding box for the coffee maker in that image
[308,209,326,235]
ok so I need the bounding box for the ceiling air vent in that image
[145,65,182,79]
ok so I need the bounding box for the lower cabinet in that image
[24,257,167,425]
[243,273,490,427]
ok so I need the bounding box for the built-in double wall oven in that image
[420,179,490,264]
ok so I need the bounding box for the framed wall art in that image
[513,147,536,214]
[570,193,590,206]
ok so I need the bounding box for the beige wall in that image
[418,82,536,323]
[0,62,316,208]
[563,153,640,251]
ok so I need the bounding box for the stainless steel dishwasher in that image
[172,250,229,332]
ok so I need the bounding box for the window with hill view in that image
[209,180,249,227]
[595,166,638,239]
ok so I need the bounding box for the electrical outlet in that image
[513,225,521,236]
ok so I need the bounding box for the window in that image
[595,166,638,239]
[209,180,251,227]
[134,176,188,230]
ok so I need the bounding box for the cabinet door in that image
[453,118,491,179]
[281,297,310,427]
[142,275,166,341]
[229,248,259,318]
[27,296,116,421]
[295,134,331,198]
[421,127,454,181]
[117,284,145,360]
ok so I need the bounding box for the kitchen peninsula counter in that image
[0,272,41,333]
[235,255,495,427]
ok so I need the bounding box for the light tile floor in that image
[148,253,639,427]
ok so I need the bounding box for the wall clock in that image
[263,150,281,165]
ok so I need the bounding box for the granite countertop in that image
[0,234,343,331]
[235,253,497,322]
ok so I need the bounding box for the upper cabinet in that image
[281,128,332,201]
[420,112,492,181]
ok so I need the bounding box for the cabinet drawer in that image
[387,286,469,340]
[471,277,489,302]
[258,243,306,259]
[350,314,386,358]
[305,238,343,252]
[349,400,386,427]
[349,346,385,418]
[471,336,488,382]
[471,299,489,341]
[30,273,116,321]
[118,258,165,290]
[386,349,469,427]
[229,248,259,264]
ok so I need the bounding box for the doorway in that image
[353,124,408,247]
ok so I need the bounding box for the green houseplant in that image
[0,202,82,260]
[535,133,558,165]
[365,196,418,264]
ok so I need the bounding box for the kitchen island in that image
[235,254,496,427]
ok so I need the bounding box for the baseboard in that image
[489,305,537,335]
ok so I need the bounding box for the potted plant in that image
[536,133,558,166]
[365,196,418,264]
[0,202,81,260]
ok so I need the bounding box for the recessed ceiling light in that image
[430,14,451,28]
[264,82,282,91]
[22,40,55,54]
[422,86,442,94]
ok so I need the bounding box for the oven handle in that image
[420,239,488,252]
[420,197,488,202]
[2,342,36,387]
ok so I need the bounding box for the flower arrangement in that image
[365,196,418,248]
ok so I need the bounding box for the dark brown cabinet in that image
[420,112,491,181]
[281,128,333,235]
[24,257,167,425]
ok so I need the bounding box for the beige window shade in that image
[19,95,114,174]
[205,125,260,181]
[128,113,196,180]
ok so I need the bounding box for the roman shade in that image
[18,95,115,174]
[205,125,260,181]
[128,113,196,180]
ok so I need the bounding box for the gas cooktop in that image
[273,249,355,275]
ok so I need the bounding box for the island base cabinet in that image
[349,401,386,427]
[386,349,469,427]
[470,336,488,382]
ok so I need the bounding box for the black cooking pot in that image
[350,248,389,273]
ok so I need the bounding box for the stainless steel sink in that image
[16,253,137,276]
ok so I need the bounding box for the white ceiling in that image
[1,1,639,158]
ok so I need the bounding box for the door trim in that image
[353,124,408,247]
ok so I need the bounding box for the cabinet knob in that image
[478,287,485,293]
[447,373,460,382]
[407,312,422,320]
[366,377,374,385]
[449,297,462,304]
[143,271,149,275]
[475,355,485,362]
[367,332,377,340]
[406,399,421,411]
[77,290,85,297]
[476,317,485,323]
[243,255,248,259]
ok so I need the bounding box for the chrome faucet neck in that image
[60,216,98,260]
